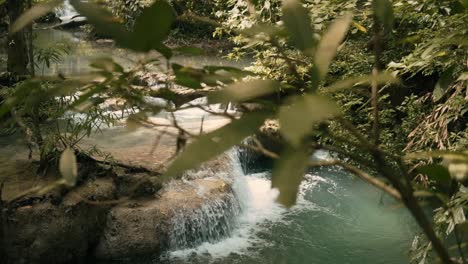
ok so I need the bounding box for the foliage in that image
[2,0,467,263]
[34,41,72,75]
[107,0,224,38]
[0,77,118,170]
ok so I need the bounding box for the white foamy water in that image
[169,172,284,259]
[57,0,79,21]
[167,151,336,260]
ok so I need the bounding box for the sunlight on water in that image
[162,151,417,264]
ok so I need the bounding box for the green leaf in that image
[172,63,203,89]
[372,0,394,31]
[163,111,270,178]
[172,64,252,89]
[279,95,340,146]
[315,14,352,78]
[71,85,106,111]
[418,164,451,190]
[90,57,124,73]
[204,66,253,84]
[130,0,176,53]
[209,79,280,103]
[0,81,38,117]
[323,72,399,93]
[153,43,173,59]
[59,148,78,187]
[11,0,62,33]
[70,0,130,48]
[282,0,315,53]
[0,80,68,117]
[272,145,309,207]
[433,67,455,102]
[459,0,468,9]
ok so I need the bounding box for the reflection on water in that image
[0,28,249,76]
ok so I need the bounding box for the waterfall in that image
[57,0,79,21]
[167,150,284,259]
[167,151,245,250]
[165,149,341,261]
[169,193,241,249]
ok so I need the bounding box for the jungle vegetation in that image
[0,0,467,263]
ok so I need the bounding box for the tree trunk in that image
[6,0,30,76]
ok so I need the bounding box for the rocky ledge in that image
[0,155,236,263]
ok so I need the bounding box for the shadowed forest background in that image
[0,0,467,263]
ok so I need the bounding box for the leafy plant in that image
[34,41,72,75]
[4,0,467,263]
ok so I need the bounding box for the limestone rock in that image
[94,177,233,260]
[1,177,116,264]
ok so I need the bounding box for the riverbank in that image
[0,129,240,263]
[0,4,425,263]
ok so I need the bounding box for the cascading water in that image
[162,149,417,264]
[56,0,79,21]
[165,150,284,260]
[167,152,245,250]
[168,186,242,249]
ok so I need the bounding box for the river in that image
[157,150,417,264]
[0,8,418,263]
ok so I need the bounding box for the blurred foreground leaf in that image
[282,0,315,53]
[279,95,340,146]
[59,148,78,187]
[209,79,280,103]
[372,0,394,31]
[71,0,175,56]
[418,164,452,191]
[130,0,176,53]
[433,67,455,102]
[174,46,205,56]
[315,14,352,78]
[11,0,62,33]
[70,0,130,46]
[323,72,399,92]
[272,145,309,207]
[163,111,270,178]
[172,64,252,89]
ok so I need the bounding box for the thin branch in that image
[308,159,402,201]
[316,143,376,169]
[238,142,279,159]
[371,67,380,145]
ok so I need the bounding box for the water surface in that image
[0,22,418,264]
[160,154,417,264]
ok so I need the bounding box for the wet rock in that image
[257,119,284,155]
[53,17,87,30]
[239,119,284,173]
[0,144,237,262]
[1,177,116,264]
[94,177,233,260]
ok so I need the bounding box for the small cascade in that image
[166,150,283,260]
[169,192,241,249]
[167,151,245,250]
[56,0,79,21]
